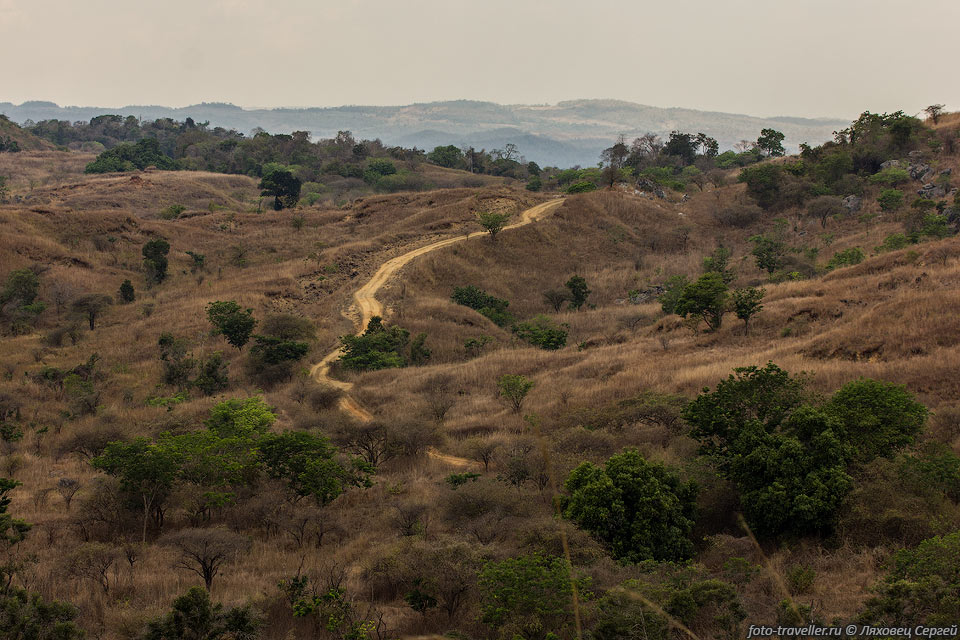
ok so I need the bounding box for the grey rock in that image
[880,159,903,170]
[909,163,932,180]
[941,168,952,176]
[917,183,947,199]
[842,195,862,213]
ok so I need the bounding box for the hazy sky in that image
[2,0,957,119]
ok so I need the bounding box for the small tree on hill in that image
[142,238,171,284]
[71,293,112,330]
[118,279,135,303]
[141,587,260,640]
[476,211,511,242]
[675,272,729,331]
[164,528,250,591]
[807,195,845,228]
[543,288,570,312]
[259,167,301,211]
[565,275,591,310]
[923,104,945,124]
[206,301,257,351]
[756,128,786,157]
[497,374,534,413]
[732,287,765,334]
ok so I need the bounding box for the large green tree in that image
[259,167,301,210]
[675,272,729,331]
[562,449,697,562]
[206,301,257,351]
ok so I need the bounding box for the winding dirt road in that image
[309,199,563,463]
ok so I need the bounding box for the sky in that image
[1,0,957,120]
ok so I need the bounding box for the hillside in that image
[0,113,54,152]
[0,111,959,639]
[0,99,849,166]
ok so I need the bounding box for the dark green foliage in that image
[674,272,729,331]
[0,586,85,639]
[859,532,960,626]
[869,167,910,186]
[338,316,409,370]
[685,363,927,537]
[119,279,135,303]
[825,379,927,463]
[451,286,514,327]
[193,352,229,396]
[445,472,481,489]
[248,335,309,366]
[877,188,904,211]
[738,164,785,210]
[478,553,588,640]
[512,315,568,350]
[258,431,372,505]
[409,332,431,365]
[732,286,765,333]
[875,233,912,253]
[1,478,31,547]
[85,137,177,173]
[140,586,259,640]
[749,233,787,273]
[756,128,786,157]
[142,238,171,284]
[564,275,590,310]
[562,449,697,562]
[566,180,597,194]
[593,573,746,640]
[366,158,396,177]
[158,333,196,389]
[259,167,301,210]
[825,247,865,270]
[404,579,438,614]
[658,274,689,315]
[427,145,465,169]
[206,301,256,351]
[525,175,542,191]
[1,268,39,307]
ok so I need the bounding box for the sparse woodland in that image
[1,109,959,639]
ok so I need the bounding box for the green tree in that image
[565,275,591,310]
[923,104,945,124]
[825,379,926,463]
[562,449,697,562]
[478,553,588,640]
[1,268,39,307]
[703,246,735,283]
[859,532,960,626]
[409,332,431,365]
[205,397,275,439]
[140,586,259,640]
[756,128,786,157]
[738,164,784,210]
[118,279,135,303]
[142,238,171,284]
[731,287,765,334]
[258,431,371,505]
[427,145,465,169]
[451,286,513,327]
[1,478,31,547]
[71,293,112,330]
[675,272,729,331]
[92,437,181,542]
[749,234,786,273]
[193,352,229,396]
[0,587,85,639]
[206,301,257,351]
[497,374,535,413]
[658,275,690,315]
[877,188,904,212]
[259,167,301,211]
[683,364,853,537]
[476,210,512,242]
[338,316,409,370]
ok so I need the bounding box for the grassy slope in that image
[0,118,958,635]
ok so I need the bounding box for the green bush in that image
[451,286,514,327]
[825,247,865,270]
[875,233,912,253]
[85,138,177,173]
[566,180,597,194]
[562,449,697,562]
[877,188,904,211]
[339,316,409,370]
[512,315,568,350]
[868,167,910,186]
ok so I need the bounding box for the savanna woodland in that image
[1,105,960,639]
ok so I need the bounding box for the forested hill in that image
[0,99,848,166]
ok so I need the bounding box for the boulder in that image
[909,163,932,180]
[842,195,862,213]
[918,183,947,199]
[880,159,903,170]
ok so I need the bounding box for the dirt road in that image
[310,198,564,461]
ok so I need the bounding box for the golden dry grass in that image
[1,143,959,637]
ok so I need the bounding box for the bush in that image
[451,286,514,327]
[825,247,865,270]
[339,316,409,370]
[714,203,763,228]
[566,180,597,193]
[562,449,697,562]
[512,315,568,350]
[675,272,729,331]
[875,233,913,253]
[868,167,911,186]
[877,188,904,212]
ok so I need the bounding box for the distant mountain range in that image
[0,99,850,167]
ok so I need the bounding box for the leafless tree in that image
[165,527,250,590]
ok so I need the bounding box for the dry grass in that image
[1,143,959,637]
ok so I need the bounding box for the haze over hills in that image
[0,98,849,166]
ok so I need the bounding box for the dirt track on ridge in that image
[309,198,564,465]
